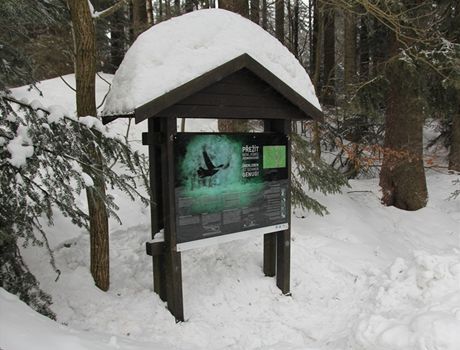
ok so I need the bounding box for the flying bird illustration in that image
[197,150,229,178]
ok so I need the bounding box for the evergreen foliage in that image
[0,0,69,88]
[291,133,349,215]
[0,95,149,317]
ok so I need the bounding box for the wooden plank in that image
[275,119,291,295]
[146,241,165,256]
[162,117,184,322]
[276,229,291,294]
[199,82,273,97]
[263,233,276,276]
[178,92,293,109]
[148,118,167,301]
[156,104,306,120]
[262,119,277,277]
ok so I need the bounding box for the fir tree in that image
[0,94,149,317]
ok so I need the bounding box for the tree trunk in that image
[311,2,324,161]
[309,0,317,75]
[132,0,148,39]
[359,15,369,81]
[293,0,299,58]
[262,0,267,29]
[220,0,248,17]
[275,0,284,44]
[67,0,110,291]
[322,3,335,106]
[379,34,427,211]
[449,97,460,171]
[174,0,180,15]
[250,0,260,24]
[146,0,154,24]
[344,10,356,98]
[109,5,126,73]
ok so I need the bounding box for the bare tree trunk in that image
[449,98,460,171]
[165,0,171,19]
[262,0,267,29]
[379,33,427,211]
[220,0,249,17]
[344,10,356,97]
[311,1,324,161]
[275,0,284,44]
[109,5,125,72]
[359,15,369,80]
[146,0,154,24]
[132,0,148,38]
[250,0,260,24]
[309,0,316,75]
[322,3,335,106]
[67,0,110,291]
[293,0,299,58]
[174,0,180,15]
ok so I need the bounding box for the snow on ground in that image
[2,173,459,350]
[102,9,320,117]
[2,75,460,350]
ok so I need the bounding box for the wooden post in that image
[276,119,291,294]
[263,119,291,294]
[161,117,184,322]
[263,119,277,277]
[146,118,167,301]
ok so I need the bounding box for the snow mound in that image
[0,288,170,350]
[353,252,460,350]
[103,9,320,117]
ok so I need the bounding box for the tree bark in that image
[293,0,299,58]
[275,0,284,44]
[379,33,427,211]
[250,0,260,24]
[132,0,148,39]
[322,3,335,106]
[359,15,369,80]
[67,0,110,291]
[174,0,180,15]
[262,0,267,29]
[220,0,249,17]
[344,9,356,98]
[109,5,126,73]
[449,96,460,171]
[146,0,154,24]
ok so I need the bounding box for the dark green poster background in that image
[174,133,288,246]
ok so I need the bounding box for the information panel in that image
[174,133,288,250]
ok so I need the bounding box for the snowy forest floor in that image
[1,75,460,350]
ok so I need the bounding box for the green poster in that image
[174,133,289,246]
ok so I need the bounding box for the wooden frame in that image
[107,55,323,322]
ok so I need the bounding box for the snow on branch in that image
[90,0,128,19]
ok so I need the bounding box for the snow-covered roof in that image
[102,9,321,118]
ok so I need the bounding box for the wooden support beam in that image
[276,119,291,295]
[146,241,165,256]
[148,118,167,301]
[161,117,184,322]
[263,119,291,294]
[263,233,276,276]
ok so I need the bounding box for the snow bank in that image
[103,9,320,117]
[353,252,460,350]
[0,288,170,350]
